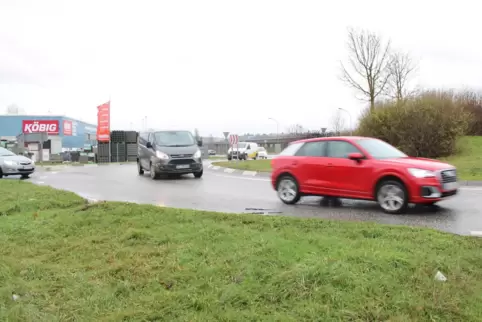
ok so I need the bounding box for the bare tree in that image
[331,110,345,134]
[286,124,305,135]
[386,51,417,101]
[340,28,392,111]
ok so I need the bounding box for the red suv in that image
[271,136,458,214]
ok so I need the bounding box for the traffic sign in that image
[229,134,239,145]
[223,131,230,139]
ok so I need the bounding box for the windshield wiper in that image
[165,144,191,147]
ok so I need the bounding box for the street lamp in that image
[268,117,279,152]
[338,108,352,136]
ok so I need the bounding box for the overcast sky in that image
[0,0,481,136]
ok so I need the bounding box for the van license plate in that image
[176,164,190,169]
[443,182,458,191]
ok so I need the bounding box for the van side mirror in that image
[146,142,153,148]
[197,139,203,147]
[348,152,363,161]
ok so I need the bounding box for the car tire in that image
[193,170,203,179]
[21,174,30,179]
[276,175,301,205]
[227,156,232,161]
[376,180,408,214]
[150,163,159,180]
[137,160,144,175]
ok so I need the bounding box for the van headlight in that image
[155,151,169,160]
[193,149,201,158]
[408,168,436,178]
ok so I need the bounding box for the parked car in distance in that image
[208,149,216,155]
[137,130,203,179]
[257,147,268,159]
[0,147,35,179]
[271,136,458,214]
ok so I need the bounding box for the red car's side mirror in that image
[348,152,364,161]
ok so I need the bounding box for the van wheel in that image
[150,164,159,180]
[276,175,301,205]
[193,170,203,179]
[376,180,408,214]
[137,160,144,175]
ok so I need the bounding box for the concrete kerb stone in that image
[205,163,482,183]
[36,162,136,170]
[206,163,271,177]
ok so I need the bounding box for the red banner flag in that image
[97,101,111,142]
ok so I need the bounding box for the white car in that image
[257,147,268,159]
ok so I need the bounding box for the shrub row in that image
[356,90,472,158]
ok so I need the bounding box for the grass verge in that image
[440,136,482,181]
[212,159,272,172]
[0,181,481,321]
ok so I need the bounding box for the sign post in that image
[228,134,239,162]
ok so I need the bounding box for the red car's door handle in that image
[327,163,334,167]
[291,161,298,166]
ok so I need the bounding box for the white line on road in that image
[460,186,482,191]
[207,172,270,182]
[224,168,235,173]
[211,166,220,170]
[242,171,257,176]
[470,231,482,237]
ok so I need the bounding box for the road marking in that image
[242,171,257,176]
[460,186,482,191]
[207,172,270,182]
[211,166,220,170]
[470,231,482,237]
[224,168,235,173]
[39,176,47,179]
[36,181,45,184]
[207,164,213,168]
[84,164,98,167]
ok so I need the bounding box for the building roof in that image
[0,114,96,127]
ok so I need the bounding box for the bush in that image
[455,90,482,135]
[356,91,471,158]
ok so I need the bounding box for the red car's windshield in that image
[356,139,407,160]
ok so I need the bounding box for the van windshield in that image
[235,143,247,149]
[154,131,196,147]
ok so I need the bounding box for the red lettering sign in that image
[97,101,111,142]
[22,120,59,135]
[63,120,73,136]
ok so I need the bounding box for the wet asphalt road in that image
[9,164,482,236]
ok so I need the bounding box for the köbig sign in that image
[22,120,60,135]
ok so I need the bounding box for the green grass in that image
[441,136,482,181]
[0,181,481,321]
[208,156,226,160]
[212,159,272,172]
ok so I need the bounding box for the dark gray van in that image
[137,130,203,179]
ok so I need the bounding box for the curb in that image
[205,164,482,185]
[37,162,135,169]
[206,164,271,177]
